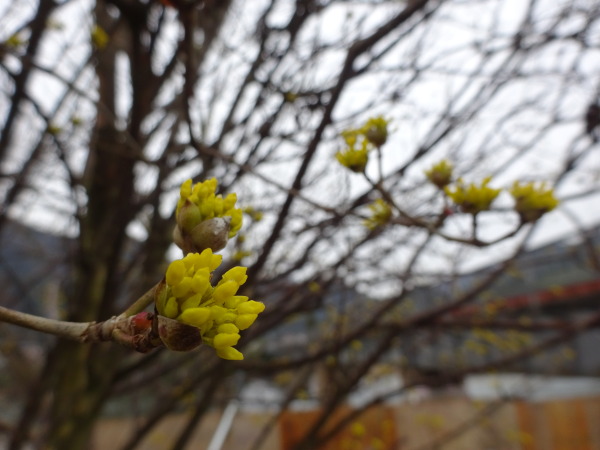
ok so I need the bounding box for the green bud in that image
[365,127,387,147]
[177,200,202,233]
[363,117,389,147]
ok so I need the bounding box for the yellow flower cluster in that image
[177,178,242,237]
[424,159,453,189]
[242,206,263,222]
[174,178,243,253]
[335,116,390,173]
[509,181,559,222]
[156,249,265,360]
[336,135,369,173]
[444,176,501,214]
[363,198,393,230]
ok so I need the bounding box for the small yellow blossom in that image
[425,159,453,189]
[174,178,243,253]
[444,176,501,214]
[335,116,389,172]
[363,198,392,230]
[336,141,369,173]
[156,249,265,360]
[509,181,559,222]
[243,206,263,222]
[91,25,109,49]
[341,128,361,148]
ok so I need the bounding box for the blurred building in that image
[404,225,600,377]
[2,220,600,377]
[259,225,600,380]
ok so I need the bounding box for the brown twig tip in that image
[81,312,163,352]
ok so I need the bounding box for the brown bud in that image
[172,225,185,250]
[157,314,202,352]
[365,127,387,147]
[188,217,231,253]
[429,172,452,189]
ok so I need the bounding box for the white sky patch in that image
[1,0,599,286]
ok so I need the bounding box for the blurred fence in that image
[93,394,600,449]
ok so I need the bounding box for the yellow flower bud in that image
[213,280,240,305]
[228,209,243,238]
[342,129,359,148]
[180,293,202,310]
[210,305,237,324]
[224,193,237,211]
[222,266,248,285]
[191,269,210,294]
[180,179,193,198]
[91,25,109,49]
[171,277,192,297]
[237,300,266,314]
[200,197,216,218]
[224,295,248,309]
[213,332,241,349]
[186,249,222,272]
[179,307,212,328]
[213,196,224,216]
[163,296,179,319]
[166,260,186,286]
[235,314,258,330]
[218,323,239,334]
[216,346,244,360]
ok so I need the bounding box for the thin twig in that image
[0,306,89,341]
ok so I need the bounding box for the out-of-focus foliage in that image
[0,0,599,448]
